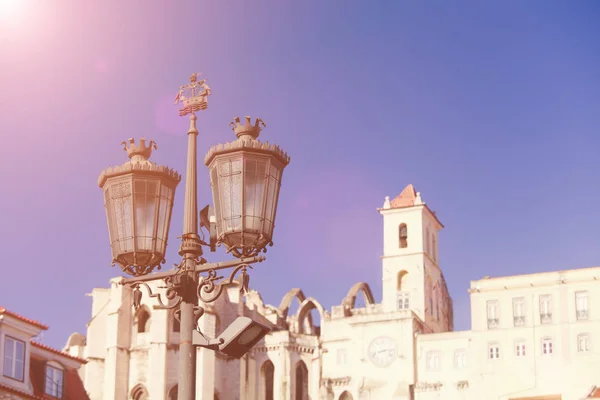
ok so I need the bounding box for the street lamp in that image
[97,72,290,400]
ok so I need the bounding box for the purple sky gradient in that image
[1,0,600,349]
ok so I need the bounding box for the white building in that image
[66,184,600,400]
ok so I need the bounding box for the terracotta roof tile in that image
[31,341,87,364]
[389,184,417,208]
[0,307,49,330]
[0,382,43,399]
[590,387,600,398]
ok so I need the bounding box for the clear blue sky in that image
[1,0,599,349]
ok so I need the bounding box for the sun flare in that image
[0,0,24,20]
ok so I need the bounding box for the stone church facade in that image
[65,185,600,400]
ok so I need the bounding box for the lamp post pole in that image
[178,113,202,399]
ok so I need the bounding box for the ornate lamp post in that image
[98,73,290,400]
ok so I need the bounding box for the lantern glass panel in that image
[210,166,221,231]
[109,180,134,254]
[243,158,267,233]
[134,180,158,252]
[156,184,174,254]
[263,163,282,238]
[217,158,243,233]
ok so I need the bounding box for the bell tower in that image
[378,185,452,332]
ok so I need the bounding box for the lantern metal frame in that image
[98,138,181,276]
[204,116,290,258]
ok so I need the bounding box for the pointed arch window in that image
[396,270,410,310]
[131,384,149,400]
[168,385,178,400]
[136,308,150,333]
[172,310,180,333]
[262,360,275,400]
[295,361,308,400]
[399,224,408,248]
[340,391,354,400]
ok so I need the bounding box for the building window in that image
[45,364,64,398]
[336,349,347,365]
[429,298,433,315]
[539,295,552,324]
[515,341,526,357]
[576,291,589,321]
[488,343,500,360]
[261,361,275,400]
[541,338,553,355]
[295,361,308,400]
[168,385,178,400]
[397,291,410,310]
[578,334,591,353]
[486,300,499,329]
[513,297,525,327]
[172,312,180,333]
[426,351,441,370]
[131,384,149,400]
[3,336,25,381]
[426,228,430,254]
[432,236,437,262]
[454,349,467,369]
[137,308,151,333]
[399,224,408,248]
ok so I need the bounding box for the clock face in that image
[368,336,398,367]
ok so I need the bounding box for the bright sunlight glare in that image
[0,0,24,21]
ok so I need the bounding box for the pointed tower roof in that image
[389,184,419,208]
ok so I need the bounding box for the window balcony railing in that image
[540,313,552,324]
[576,309,589,321]
[487,318,499,329]
[513,316,525,327]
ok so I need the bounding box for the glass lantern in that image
[204,117,290,258]
[98,138,181,276]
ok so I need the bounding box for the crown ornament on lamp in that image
[230,116,266,140]
[122,138,158,161]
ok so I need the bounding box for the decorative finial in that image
[383,196,391,209]
[415,192,423,205]
[175,72,211,117]
[229,116,266,140]
[122,138,157,161]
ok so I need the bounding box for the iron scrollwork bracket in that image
[197,263,253,303]
[129,278,183,312]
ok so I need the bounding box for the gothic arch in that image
[342,282,375,316]
[131,384,149,400]
[277,288,307,319]
[171,309,180,333]
[294,360,309,400]
[167,384,178,400]
[339,391,353,400]
[296,297,325,335]
[135,306,151,333]
[397,270,408,291]
[261,359,275,400]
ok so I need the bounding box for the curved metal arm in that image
[197,264,253,303]
[127,279,183,311]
